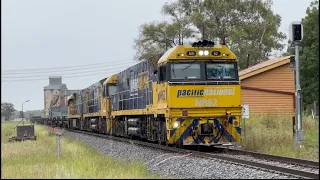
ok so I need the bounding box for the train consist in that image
[39,40,243,147]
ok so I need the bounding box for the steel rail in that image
[215,147,319,168]
[63,128,319,179]
[200,152,319,179]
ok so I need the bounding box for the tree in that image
[190,0,286,69]
[133,22,178,60]
[133,0,286,69]
[299,0,319,111]
[1,102,16,121]
[133,0,196,60]
[283,39,295,56]
[229,0,286,69]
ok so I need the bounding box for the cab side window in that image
[159,65,167,82]
[108,86,117,96]
[102,85,107,97]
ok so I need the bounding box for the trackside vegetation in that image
[242,115,319,161]
[1,122,160,179]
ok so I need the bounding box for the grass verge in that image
[241,114,319,161]
[1,121,160,179]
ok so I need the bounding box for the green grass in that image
[1,121,160,179]
[241,114,319,161]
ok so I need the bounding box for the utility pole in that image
[294,41,303,145]
[289,21,304,145]
[21,100,30,119]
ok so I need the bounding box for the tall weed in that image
[242,114,319,161]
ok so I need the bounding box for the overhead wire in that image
[2,60,137,75]
[2,55,158,83]
[2,71,118,82]
[1,61,137,82]
[1,66,129,82]
[2,58,137,72]
[2,63,137,78]
[3,68,126,79]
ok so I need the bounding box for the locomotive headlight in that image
[173,121,179,128]
[199,50,209,56]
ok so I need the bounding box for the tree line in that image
[1,102,44,121]
[283,0,319,110]
[133,0,286,70]
[133,0,319,112]
[299,0,319,111]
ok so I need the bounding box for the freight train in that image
[39,40,242,147]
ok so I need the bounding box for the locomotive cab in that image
[153,40,242,146]
[102,74,118,134]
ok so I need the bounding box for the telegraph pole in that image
[21,100,30,119]
[289,21,304,145]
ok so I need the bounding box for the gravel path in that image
[62,130,298,179]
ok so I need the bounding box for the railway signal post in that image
[289,21,304,145]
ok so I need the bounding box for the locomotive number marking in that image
[195,98,218,107]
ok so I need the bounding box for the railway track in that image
[201,152,319,179]
[215,147,319,168]
[60,128,319,179]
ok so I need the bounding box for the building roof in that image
[49,76,62,78]
[239,56,291,80]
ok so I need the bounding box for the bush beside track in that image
[1,121,160,179]
[242,114,319,161]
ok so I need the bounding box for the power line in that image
[3,68,125,79]
[2,72,110,82]
[2,58,138,72]
[2,63,136,82]
[2,62,136,77]
[1,69,124,82]
[2,61,136,75]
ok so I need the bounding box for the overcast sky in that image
[1,0,314,111]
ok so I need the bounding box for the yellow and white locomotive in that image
[67,40,242,147]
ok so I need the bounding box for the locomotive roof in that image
[103,74,118,86]
[157,44,237,64]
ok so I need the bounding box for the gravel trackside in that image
[63,130,297,179]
